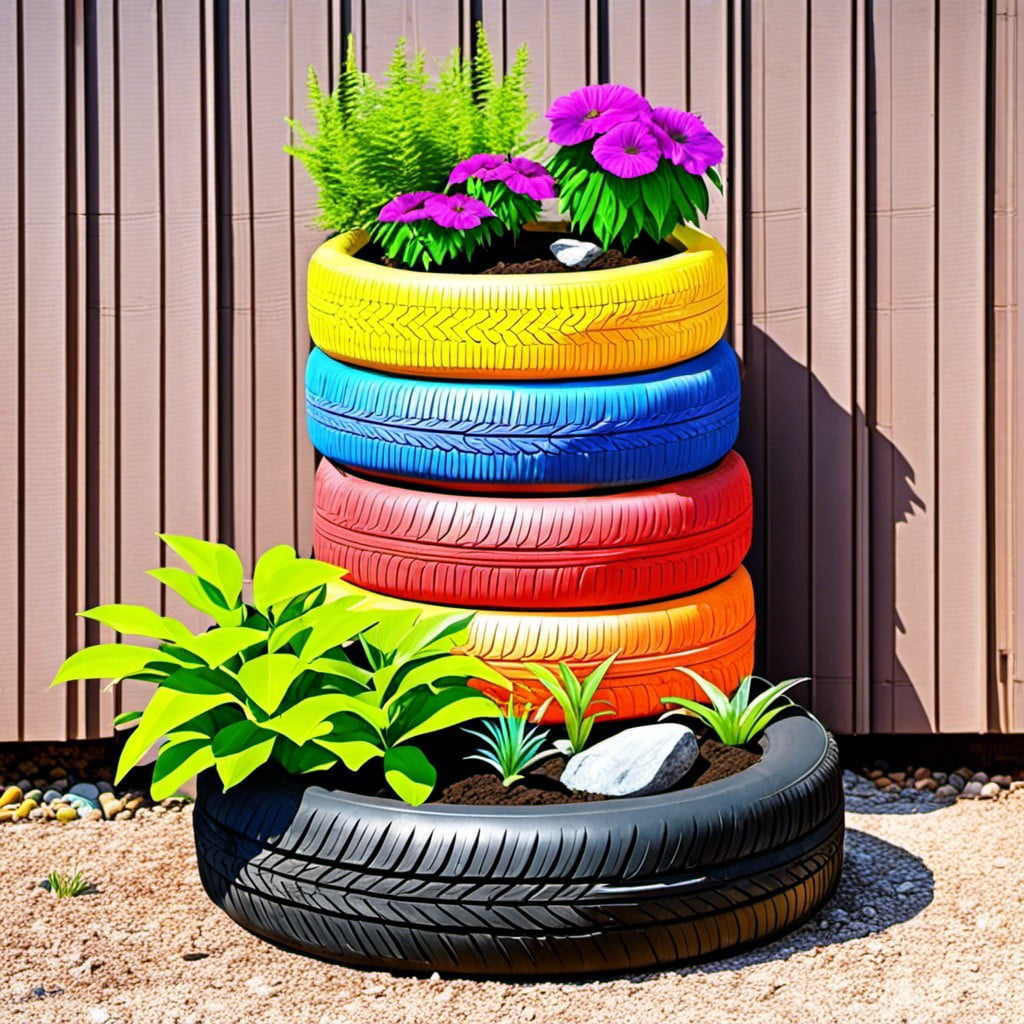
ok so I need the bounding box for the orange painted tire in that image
[307,224,727,379]
[312,454,752,609]
[330,569,755,723]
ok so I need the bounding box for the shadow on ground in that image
[651,828,934,977]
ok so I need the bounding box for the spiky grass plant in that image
[661,669,807,745]
[465,702,556,786]
[523,654,617,755]
[286,24,534,234]
[46,869,92,898]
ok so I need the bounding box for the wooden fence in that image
[1,0,1021,740]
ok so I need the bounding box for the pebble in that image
[83,809,103,821]
[68,782,100,801]
[115,809,134,820]
[87,1009,110,1024]
[550,238,602,269]
[56,806,79,823]
[980,782,1001,799]
[991,774,1012,789]
[932,771,948,785]
[28,807,45,820]
[0,785,22,809]
[43,789,63,804]
[914,778,938,792]
[934,785,958,799]
[961,781,984,798]
[948,773,967,791]
[970,772,989,785]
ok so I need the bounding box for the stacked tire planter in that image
[193,224,844,976]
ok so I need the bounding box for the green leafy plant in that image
[464,700,556,786]
[51,536,507,805]
[523,654,617,754]
[286,25,534,234]
[660,669,807,745]
[46,869,92,898]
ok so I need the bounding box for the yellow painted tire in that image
[330,568,755,723]
[307,225,728,380]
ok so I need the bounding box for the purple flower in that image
[423,194,495,229]
[646,108,723,174]
[378,191,437,223]
[496,157,557,200]
[448,153,509,185]
[546,84,651,146]
[591,121,661,178]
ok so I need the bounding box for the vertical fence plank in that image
[116,2,165,715]
[161,0,211,632]
[935,0,988,731]
[606,0,643,92]
[0,4,22,732]
[808,1,856,731]
[874,0,938,731]
[21,4,71,739]
[745,0,812,699]
[248,1,300,557]
[643,0,687,108]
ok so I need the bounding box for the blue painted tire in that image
[305,340,741,491]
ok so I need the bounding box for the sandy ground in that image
[3,792,1023,1024]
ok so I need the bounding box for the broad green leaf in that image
[296,603,382,663]
[304,657,372,687]
[113,710,143,728]
[267,594,359,652]
[679,170,710,217]
[640,172,672,228]
[150,737,215,801]
[706,166,723,192]
[115,677,243,782]
[78,604,192,644]
[212,720,276,789]
[159,534,244,609]
[176,627,267,668]
[252,545,346,617]
[391,688,501,744]
[236,653,304,715]
[314,713,385,770]
[264,694,377,746]
[383,745,436,805]
[148,567,245,627]
[361,608,422,660]
[389,654,509,700]
[395,610,474,661]
[52,644,165,686]
[273,736,339,774]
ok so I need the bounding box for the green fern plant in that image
[286,25,535,234]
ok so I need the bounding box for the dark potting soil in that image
[368,227,677,276]
[432,725,761,807]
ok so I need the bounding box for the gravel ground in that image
[3,773,1022,1024]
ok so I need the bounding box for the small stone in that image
[889,771,906,783]
[914,778,938,792]
[932,771,948,785]
[0,807,17,822]
[428,972,441,983]
[948,773,967,791]
[123,796,145,813]
[15,778,32,792]
[98,793,123,819]
[43,789,63,804]
[152,806,168,816]
[873,777,892,789]
[114,809,133,820]
[862,906,877,918]
[0,785,22,809]
[182,951,209,962]
[84,809,103,822]
[49,766,67,780]
[991,774,1012,789]
[96,781,114,794]
[934,784,958,799]
[13,798,38,820]
[1011,781,1024,792]
[884,783,900,793]
[560,723,699,797]
[550,238,602,269]
[87,1009,110,1024]
[980,782,1001,799]
[913,767,931,781]
[866,769,885,780]
[51,777,69,793]
[955,766,974,781]
[56,806,79,823]
[23,788,42,804]
[896,881,916,894]
[970,772,989,785]
[28,807,45,820]
[68,783,100,801]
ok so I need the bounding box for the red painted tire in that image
[313,454,752,610]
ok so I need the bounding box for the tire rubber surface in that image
[193,713,843,977]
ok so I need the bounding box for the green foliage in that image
[286,25,535,233]
[46,869,91,898]
[372,211,502,272]
[523,654,617,754]
[464,700,556,786]
[661,670,806,745]
[547,142,721,251]
[464,177,542,239]
[52,536,507,806]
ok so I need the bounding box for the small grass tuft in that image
[45,869,92,898]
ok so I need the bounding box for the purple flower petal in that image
[496,156,557,200]
[591,121,661,178]
[447,153,509,186]
[647,108,723,175]
[423,193,495,229]
[378,191,438,223]
[546,84,651,146]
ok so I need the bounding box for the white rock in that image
[87,1010,110,1024]
[550,238,602,268]
[560,723,698,797]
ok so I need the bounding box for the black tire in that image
[304,339,741,491]
[193,712,843,976]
